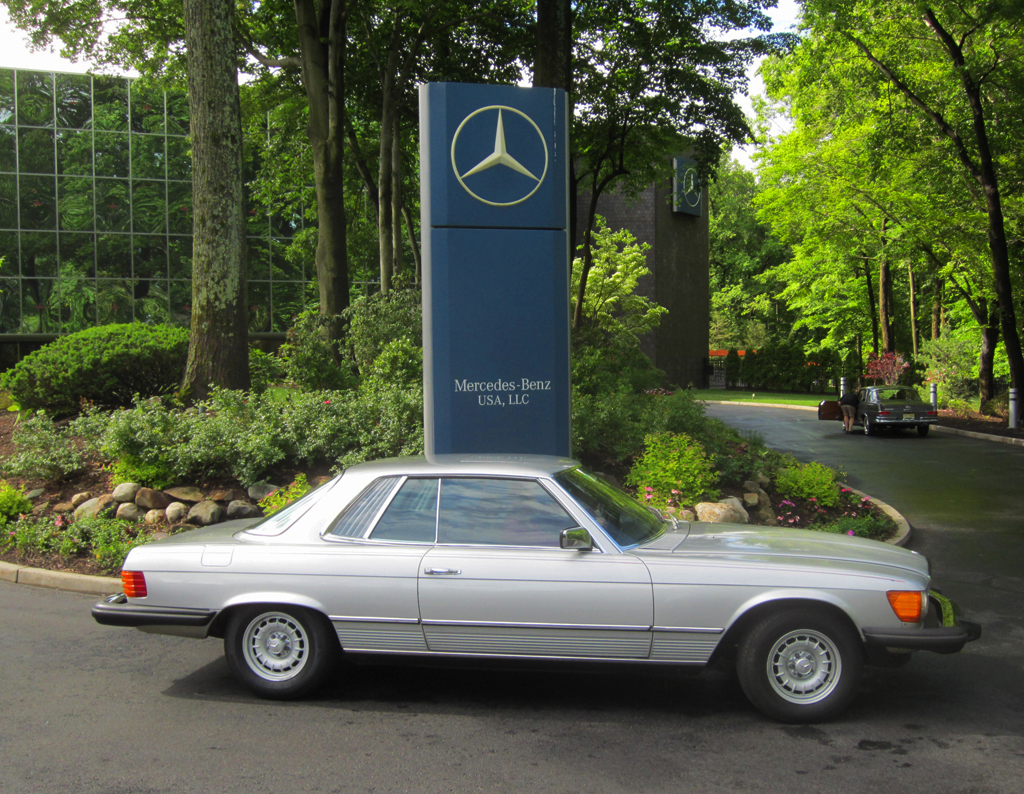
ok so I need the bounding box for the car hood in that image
[634,522,928,578]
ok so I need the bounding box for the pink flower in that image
[847,530,855,536]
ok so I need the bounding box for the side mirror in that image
[560,527,593,551]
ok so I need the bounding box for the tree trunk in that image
[180,0,249,400]
[533,0,572,90]
[978,300,999,404]
[294,0,350,345]
[861,260,879,356]
[932,278,942,340]
[391,122,403,279]
[878,221,895,353]
[908,260,918,356]
[377,23,402,294]
[401,204,422,284]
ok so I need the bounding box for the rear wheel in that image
[737,609,863,723]
[225,605,339,699]
[917,425,930,437]
[863,416,875,436]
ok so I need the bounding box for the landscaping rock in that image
[31,504,49,516]
[227,500,262,519]
[247,483,279,502]
[719,496,750,523]
[74,497,99,520]
[135,488,171,511]
[165,502,189,524]
[150,530,170,541]
[695,502,747,524]
[112,482,142,503]
[743,492,760,509]
[188,500,224,526]
[751,472,771,489]
[26,488,45,501]
[678,509,696,521]
[53,502,74,514]
[71,492,91,508]
[144,509,165,524]
[95,494,117,518]
[165,486,204,503]
[207,489,237,503]
[116,502,143,522]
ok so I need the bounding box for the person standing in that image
[839,389,860,433]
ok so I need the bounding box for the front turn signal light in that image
[122,570,147,598]
[887,590,924,622]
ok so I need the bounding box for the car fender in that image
[720,587,878,646]
[220,591,330,616]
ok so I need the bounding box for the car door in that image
[417,476,654,660]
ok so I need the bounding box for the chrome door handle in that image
[423,568,462,576]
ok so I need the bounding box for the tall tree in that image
[180,0,249,398]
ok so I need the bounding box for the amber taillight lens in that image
[122,571,147,598]
[887,590,924,622]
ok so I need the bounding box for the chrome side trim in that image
[652,626,724,634]
[421,618,651,631]
[328,615,421,624]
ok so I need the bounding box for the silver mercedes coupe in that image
[92,455,980,722]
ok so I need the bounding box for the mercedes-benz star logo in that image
[450,105,549,207]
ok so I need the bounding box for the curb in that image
[704,400,817,411]
[0,560,120,595]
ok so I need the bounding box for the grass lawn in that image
[689,389,836,407]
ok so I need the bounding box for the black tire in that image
[736,609,863,723]
[863,415,875,436]
[917,425,930,437]
[224,605,339,699]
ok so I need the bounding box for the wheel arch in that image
[208,594,332,639]
[709,595,864,665]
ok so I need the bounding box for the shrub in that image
[278,311,357,391]
[0,480,33,524]
[249,347,287,394]
[774,461,841,507]
[819,514,897,542]
[0,323,188,415]
[3,412,91,481]
[343,279,422,373]
[572,388,659,468]
[625,431,719,507]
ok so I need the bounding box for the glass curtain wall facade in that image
[0,68,309,368]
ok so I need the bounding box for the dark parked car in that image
[819,387,937,436]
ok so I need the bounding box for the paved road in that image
[2,408,1022,793]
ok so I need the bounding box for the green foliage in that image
[724,349,742,388]
[775,461,841,507]
[919,333,977,401]
[277,311,357,391]
[259,474,311,516]
[249,347,287,394]
[0,480,33,524]
[0,323,188,415]
[819,514,897,542]
[572,389,661,467]
[0,513,148,574]
[343,280,422,373]
[337,338,425,469]
[625,432,720,507]
[3,412,91,482]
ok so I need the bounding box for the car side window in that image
[437,478,576,548]
[370,478,439,543]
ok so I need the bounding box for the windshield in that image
[876,387,921,401]
[553,466,666,548]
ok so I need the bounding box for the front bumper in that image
[92,593,217,633]
[862,590,982,654]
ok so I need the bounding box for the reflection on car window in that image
[877,387,920,401]
[244,476,338,536]
[327,477,400,538]
[553,466,665,548]
[437,478,576,547]
[371,478,438,543]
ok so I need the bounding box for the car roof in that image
[344,454,580,479]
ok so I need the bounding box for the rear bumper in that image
[874,417,938,426]
[92,594,216,631]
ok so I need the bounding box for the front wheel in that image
[737,609,863,723]
[225,605,339,699]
